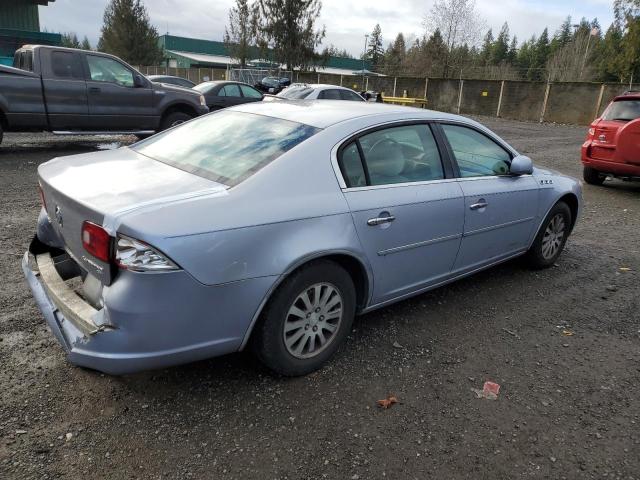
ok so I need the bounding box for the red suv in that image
[581,91,640,185]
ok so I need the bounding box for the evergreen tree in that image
[491,22,510,64]
[366,24,384,68]
[258,0,325,70]
[97,0,163,65]
[81,36,92,51]
[479,29,493,64]
[61,33,81,49]
[507,36,518,64]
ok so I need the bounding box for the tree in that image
[614,0,640,25]
[479,29,494,64]
[258,0,325,71]
[322,44,353,58]
[224,0,258,68]
[61,33,81,49]
[81,36,92,50]
[97,0,163,65]
[491,23,510,65]
[424,0,485,77]
[366,24,384,68]
[383,33,406,75]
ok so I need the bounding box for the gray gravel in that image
[0,121,639,479]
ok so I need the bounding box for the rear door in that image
[318,89,343,100]
[438,123,539,272]
[217,84,245,108]
[41,49,88,130]
[84,53,154,130]
[239,84,264,104]
[340,122,465,304]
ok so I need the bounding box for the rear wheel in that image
[251,260,356,376]
[583,166,605,185]
[159,111,193,131]
[526,201,572,269]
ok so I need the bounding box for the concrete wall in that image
[136,65,640,125]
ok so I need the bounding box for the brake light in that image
[81,221,111,262]
[588,127,595,137]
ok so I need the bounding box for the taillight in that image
[81,221,112,262]
[115,234,179,272]
[588,127,595,137]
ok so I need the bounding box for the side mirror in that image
[133,74,146,88]
[510,155,534,175]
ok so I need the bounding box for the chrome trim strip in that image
[377,233,462,256]
[463,216,535,237]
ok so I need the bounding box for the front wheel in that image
[159,111,193,131]
[583,166,605,185]
[251,260,356,376]
[526,201,572,269]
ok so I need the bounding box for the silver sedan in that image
[23,101,582,376]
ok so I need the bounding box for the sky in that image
[40,0,616,55]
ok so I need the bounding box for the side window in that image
[340,90,364,101]
[51,51,83,79]
[339,142,367,187]
[319,89,342,100]
[441,124,511,177]
[86,55,134,87]
[240,85,262,98]
[220,84,241,97]
[358,124,445,186]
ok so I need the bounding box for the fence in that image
[135,65,639,125]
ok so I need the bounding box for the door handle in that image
[367,215,396,226]
[469,200,488,210]
[89,87,101,94]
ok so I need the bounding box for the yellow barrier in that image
[382,96,428,108]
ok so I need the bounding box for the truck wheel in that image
[160,111,192,131]
[583,166,605,185]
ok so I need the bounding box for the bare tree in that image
[224,0,259,68]
[546,31,596,82]
[423,0,485,77]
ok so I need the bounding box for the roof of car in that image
[614,91,640,101]
[229,100,468,129]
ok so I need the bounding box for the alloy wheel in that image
[283,282,343,359]
[541,213,566,260]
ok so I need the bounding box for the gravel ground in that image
[0,121,639,480]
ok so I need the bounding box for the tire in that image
[251,260,356,376]
[583,166,605,185]
[526,201,572,269]
[159,111,192,131]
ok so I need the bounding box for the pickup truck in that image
[0,45,209,144]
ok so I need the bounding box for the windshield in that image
[602,99,640,122]
[132,111,320,186]
[277,87,314,99]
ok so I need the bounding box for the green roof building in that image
[159,34,372,75]
[0,0,61,65]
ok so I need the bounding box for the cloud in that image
[39,0,615,55]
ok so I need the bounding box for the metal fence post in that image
[393,77,397,97]
[424,77,428,100]
[540,81,551,123]
[594,84,606,119]
[317,73,320,84]
[457,79,464,114]
[496,80,505,117]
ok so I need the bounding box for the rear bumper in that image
[581,144,640,177]
[22,241,277,375]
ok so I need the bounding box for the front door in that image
[339,123,465,305]
[84,54,154,130]
[438,123,539,272]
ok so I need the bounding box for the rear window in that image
[602,99,640,122]
[278,87,313,99]
[132,111,320,186]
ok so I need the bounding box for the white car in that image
[277,84,365,101]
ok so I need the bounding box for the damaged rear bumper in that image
[22,238,277,375]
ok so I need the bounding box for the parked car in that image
[23,101,582,376]
[254,76,290,94]
[277,84,365,101]
[582,91,640,184]
[147,74,196,89]
[0,45,209,145]
[193,81,263,110]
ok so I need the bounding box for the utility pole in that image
[362,34,368,91]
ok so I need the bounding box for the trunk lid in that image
[590,120,621,161]
[38,147,226,285]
